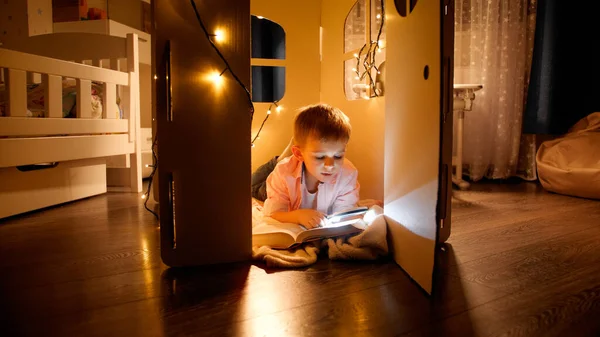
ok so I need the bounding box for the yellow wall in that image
[320,0,385,200]
[250,0,322,171]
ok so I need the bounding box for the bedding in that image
[0,80,122,119]
[251,198,389,268]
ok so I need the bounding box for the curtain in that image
[454,0,538,181]
[523,0,600,135]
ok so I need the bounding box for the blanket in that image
[251,199,389,268]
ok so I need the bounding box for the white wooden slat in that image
[6,69,27,117]
[27,72,42,84]
[111,58,122,71]
[103,82,118,119]
[0,118,129,137]
[126,33,142,192]
[42,74,63,118]
[127,34,139,144]
[0,134,134,168]
[76,79,92,118]
[0,49,129,86]
[97,59,110,69]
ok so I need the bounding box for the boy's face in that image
[292,136,348,184]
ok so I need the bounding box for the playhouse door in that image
[384,0,454,295]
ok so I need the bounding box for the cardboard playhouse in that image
[152,0,454,295]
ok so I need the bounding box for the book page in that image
[252,222,306,240]
[325,214,367,228]
[297,220,365,242]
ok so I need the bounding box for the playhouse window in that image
[251,15,286,102]
[344,0,386,100]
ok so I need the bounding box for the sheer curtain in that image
[454,0,538,181]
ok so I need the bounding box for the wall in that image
[87,0,107,10]
[249,0,321,171]
[107,0,142,31]
[320,0,385,200]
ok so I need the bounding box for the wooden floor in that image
[1,181,599,337]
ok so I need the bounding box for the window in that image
[344,0,386,100]
[251,15,286,103]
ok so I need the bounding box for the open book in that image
[252,207,369,249]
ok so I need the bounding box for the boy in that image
[251,103,360,229]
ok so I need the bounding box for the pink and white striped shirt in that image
[263,156,360,216]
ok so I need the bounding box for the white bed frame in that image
[0,32,142,219]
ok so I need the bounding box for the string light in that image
[213,29,225,43]
[251,101,281,147]
[354,0,385,99]
[142,2,275,218]
[208,69,225,86]
[189,0,255,120]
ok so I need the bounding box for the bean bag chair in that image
[536,112,600,199]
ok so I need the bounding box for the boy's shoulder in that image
[270,156,302,179]
[341,157,358,172]
[338,158,358,183]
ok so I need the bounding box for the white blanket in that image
[251,200,389,268]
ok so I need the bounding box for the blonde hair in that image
[293,103,352,146]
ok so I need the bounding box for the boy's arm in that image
[263,169,325,228]
[262,169,291,217]
[331,170,360,214]
[271,209,325,229]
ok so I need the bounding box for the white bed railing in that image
[0,46,128,127]
[0,33,141,193]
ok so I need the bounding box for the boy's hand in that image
[294,209,326,229]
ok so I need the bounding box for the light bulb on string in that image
[206,67,228,88]
[213,29,225,43]
[209,70,223,86]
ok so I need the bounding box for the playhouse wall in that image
[249,0,322,171]
[320,0,386,201]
